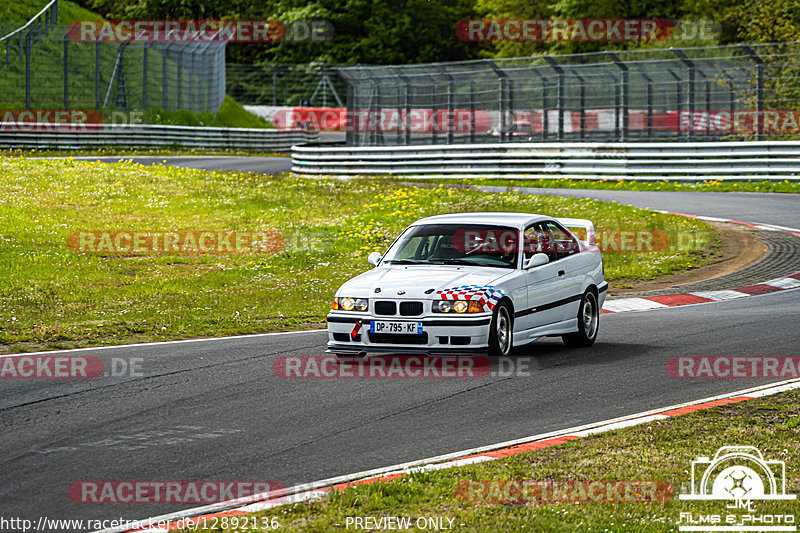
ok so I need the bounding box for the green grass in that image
[147,95,274,129]
[179,389,800,532]
[0,0,98,25]
[437,177,800,194]
[0,160,715,352]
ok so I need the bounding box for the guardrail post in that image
[671,48,695,141]
[739,44,764,140]
[605,52,628,141]
[543,55,565,142]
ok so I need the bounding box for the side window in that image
[545,221,580,260]
[523,224,556,262]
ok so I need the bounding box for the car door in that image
[517,223,572,333]
[542,220,586,322]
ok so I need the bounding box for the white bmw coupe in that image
[327,212,607,356]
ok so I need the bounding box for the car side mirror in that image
[524,253,549,269]
[367,252,382,266]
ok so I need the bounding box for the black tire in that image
[562,290,599,347]
[488,301,513,357]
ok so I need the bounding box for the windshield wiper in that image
[430,258,485,266]
[384,259,426,264]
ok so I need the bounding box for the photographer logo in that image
[678,446,796,532]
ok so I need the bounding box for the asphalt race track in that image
[65,155,293,176]
[2,158,799,529]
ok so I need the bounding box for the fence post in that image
[667,68,682,141]
[570,68,586,141]
[142,44,148,110]
[95,42,101,109]
[433,64,455,144]
[271,65,277,106]
[542,55,565,141]
[177,53,182,109]
[671,48,695,141]
[344,77,355,146]
[739,44,764,141]
[469,81,476,144]
[25,28,32,109]
[485,60,507,143]
[606,51,628,141]
[63,32,69,108]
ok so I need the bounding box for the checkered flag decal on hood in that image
[435,285,506,311]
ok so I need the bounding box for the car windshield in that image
[381,223,519,269]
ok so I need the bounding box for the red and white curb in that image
[601,271,800,313]
[107,378,800,533]
[602,211,800,314]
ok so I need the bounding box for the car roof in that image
[413,212,552,229]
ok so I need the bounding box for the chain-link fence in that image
[1,6,226,114]
[337,42,800,146]
[227,63,346,108]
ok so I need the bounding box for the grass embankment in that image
[183,389,799,532]
[2,2,268,128]
[438,177,800,194]
[1,0,96,25]
[0,159,715,352]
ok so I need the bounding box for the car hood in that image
[336,265,513,299]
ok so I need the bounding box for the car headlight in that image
[332,297,368,312]
[432,300,484,313]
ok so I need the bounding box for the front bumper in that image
[326,312,492,355]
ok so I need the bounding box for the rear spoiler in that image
[557,217,596,246]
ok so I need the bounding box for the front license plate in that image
[369,321,423,334]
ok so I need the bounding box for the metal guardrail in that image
[291,141,800,180]
[0,124,318,150]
